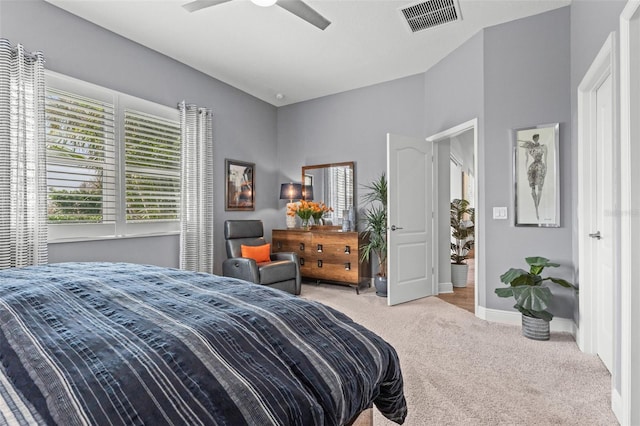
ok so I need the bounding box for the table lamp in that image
[280,183,302,228]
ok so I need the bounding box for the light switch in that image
[493,207,508,220]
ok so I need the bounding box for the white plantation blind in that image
[45,88,116,224]
[45,72,180,241]
[124,109,181,222]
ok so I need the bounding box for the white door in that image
[386,133,434,306]
[578,33,616,375]
[594,73,614,372]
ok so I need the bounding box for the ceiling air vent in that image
[400,0,461,33]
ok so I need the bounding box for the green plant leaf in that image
[499,268,528,284]
[519,307,553,321]
[526,256,560,275]
[494,287,513,298]
[534,310,553,321]
[512,286,552,313]
[525,256,551,266]
[545,277,574,288]
[511,274,538,287]
[516,305,531,316]
[361,173,387,207]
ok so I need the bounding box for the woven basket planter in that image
[521,314,550,341]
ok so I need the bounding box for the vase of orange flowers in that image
[288,200,332,231]
[312,202,332,226]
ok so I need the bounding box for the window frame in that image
[46,72,180,243]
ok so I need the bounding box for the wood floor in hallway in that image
[436,259,475,313]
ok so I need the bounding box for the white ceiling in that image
[44,0,571,106]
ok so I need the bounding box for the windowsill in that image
[48,231,180,244]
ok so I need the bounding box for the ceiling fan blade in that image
[276,0,331,30]
[182,0,232,13]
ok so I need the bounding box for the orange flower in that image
[288,200,332,221]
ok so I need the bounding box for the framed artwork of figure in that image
[513,123,560,227]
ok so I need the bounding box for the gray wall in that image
[424,31,486,303]
[423,8,573,315]
[569,0,626,398]
[276,73,426,256]
[0,0,280,274]
[482,7,573,316]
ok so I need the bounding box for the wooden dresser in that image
[272,228,371,293]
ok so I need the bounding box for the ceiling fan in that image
[182,0,331,30]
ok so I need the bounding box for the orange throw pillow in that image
[241,244,271,263]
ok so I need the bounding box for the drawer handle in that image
[317,260,323,268]
[300,258,305,266]
[317,244,323,252]
[277,241,282,249]
[299,243,305,251]
[344,245,350,254]
[344,262,351,271]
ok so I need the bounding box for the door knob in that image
[588,231,601,240]
[390,225,404,231]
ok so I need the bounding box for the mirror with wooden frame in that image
[301,161,355,225]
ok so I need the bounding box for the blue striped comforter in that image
[0,263,406,425]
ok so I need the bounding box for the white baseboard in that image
[476,305,487,320]
[479,307,577,337]
[438,282,453,294]
[575,325,583,350]
[611,387,622,424]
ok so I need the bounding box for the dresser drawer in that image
[272,229,311,254]
[271,228,370,291]
[312,233,357,259]
[305,260,359,284]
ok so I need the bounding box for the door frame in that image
[620,2,640,423]
[576,29,618,412]
[426,118,479,314]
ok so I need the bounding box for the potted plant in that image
[496,256,576,340]
[450,198,474,287]
[360,173,387,296]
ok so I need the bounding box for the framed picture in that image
[513,123,560,227]
[225,159,255,211]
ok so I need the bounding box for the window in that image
[124,108,180,223]
[45,73,180,241]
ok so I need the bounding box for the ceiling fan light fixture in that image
[251,0,277,7]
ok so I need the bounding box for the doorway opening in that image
[427,119,479,315]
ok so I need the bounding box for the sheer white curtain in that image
[0,39,47,269]
[179,102,214,273]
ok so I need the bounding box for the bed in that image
[0,262,407,425]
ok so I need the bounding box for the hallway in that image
[436,259,475,313]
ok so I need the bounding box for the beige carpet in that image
[300,282,618,426]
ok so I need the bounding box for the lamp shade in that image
[302,185,314,200]
[279,183,302,201]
